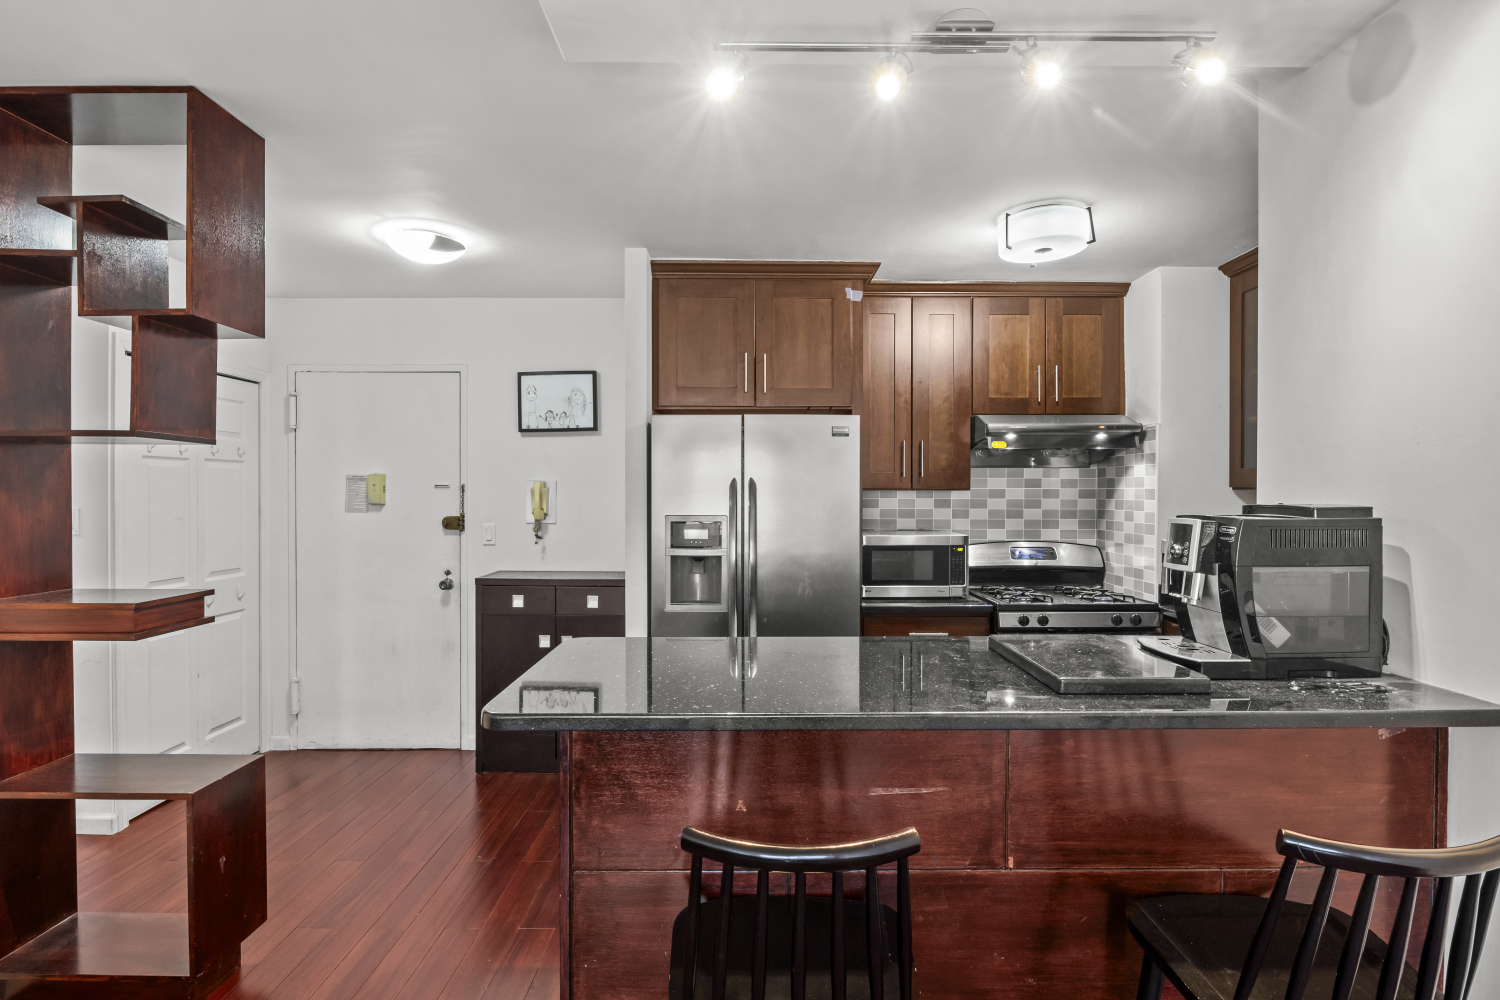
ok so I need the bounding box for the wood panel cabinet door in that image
[655,278,755,408]
[1045,297,1123,414]
[910,297,973,490]
[754,278,856,408]
[972,297,1046,414]
[859,296,912,489]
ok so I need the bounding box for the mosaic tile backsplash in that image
[861,428,1159,598]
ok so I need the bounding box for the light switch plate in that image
[483,523,495,545]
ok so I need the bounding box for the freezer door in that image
[650,415,742,637]
[744,415,861,636]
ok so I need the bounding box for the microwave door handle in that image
[747,478,758,637]
[727,478,739,638]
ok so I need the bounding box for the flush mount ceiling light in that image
[384,229,467,265]
[999,204,1096,263]
[1175,39,1228,85]
[873,54,912,101]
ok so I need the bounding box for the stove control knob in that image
[1016,615,1030,627]
[1111,613,1124,626]
[1037,615,1050,627]
[1130,614,1143,626]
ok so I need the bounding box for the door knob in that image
[438,570,454,591]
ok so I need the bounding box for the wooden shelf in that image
[39,194,186,240]
[0,248,76,285]
[0,913,189,980]
[0,588,212,640]
[0,429,216,445]
[0,753,259,800]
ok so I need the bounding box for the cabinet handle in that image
[744,352,749,393]
[1037,365,1042,403]
[920,441,925,479]
[901,440,906,478]
[763,353,768,394]
[1054,365,1059,403]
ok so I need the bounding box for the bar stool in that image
[669,825,921,1000]
[1130,828,1500,1000]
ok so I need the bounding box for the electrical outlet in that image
[483,523,495,545]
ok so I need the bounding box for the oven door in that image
[861,544,965,597]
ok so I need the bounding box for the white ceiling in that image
[0,0,1394,298]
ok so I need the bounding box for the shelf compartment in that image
[39,195,182,315]
[0,753,258,800]
[0,912,189,980]
[0,588,212,641]
[38,195,186,240]
[0,430,214,445]
[0,248,76,285]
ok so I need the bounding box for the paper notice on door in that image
[344,475,369,513]
[1259,615,1291,648]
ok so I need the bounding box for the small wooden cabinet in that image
[475,572,624,773]
[653,262,879,412]
[972,295,1123,415]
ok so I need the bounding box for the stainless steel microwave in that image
[861,532,968,598]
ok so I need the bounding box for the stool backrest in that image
[1234,829,1500,1000]
[677,825,921,1000]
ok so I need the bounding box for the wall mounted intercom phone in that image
[530,481,549,543]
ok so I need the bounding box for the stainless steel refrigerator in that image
[650,414,861,637]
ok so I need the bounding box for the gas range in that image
[968,541,1161,632]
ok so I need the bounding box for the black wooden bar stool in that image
[1131,828,1500,1000]
[668,826,921,1000]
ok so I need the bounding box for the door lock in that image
[438,570,454,591]
[442,484,466,531]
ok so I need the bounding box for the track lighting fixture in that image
[705,59,745,101]
[1175,39,1227,86]
[873,55,911,101]
[1017,42,1062,89]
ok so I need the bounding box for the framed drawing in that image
[518,370,598,432]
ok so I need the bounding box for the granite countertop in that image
[477,570,625,581]
[480,636,1500,732]
[861,596,994,615]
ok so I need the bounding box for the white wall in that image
[622,249,651,636]
[261,297,625,748]
[1259,0,1500,947]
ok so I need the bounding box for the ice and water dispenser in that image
[664,516,728,612]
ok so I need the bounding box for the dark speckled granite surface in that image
[479,636,1500,732]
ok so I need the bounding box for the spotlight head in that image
[1020,47,1062,90]
[873,54,911,102]
[705,64,744,101]
[1175,40,1227,86]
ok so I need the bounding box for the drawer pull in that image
[909,631,948,636]
[587,595,599,609]
[539,635,551,648]
[512,594,525,608]
[561,635,572,641]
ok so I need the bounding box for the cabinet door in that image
[477,613,559,773]
[973,297,1046,414]
[556,615,626,641]
[911,297,973,490]
[754,278,856,408]
[656,278,755,408]
[1045,297,1123,414]
[859,296,912,489]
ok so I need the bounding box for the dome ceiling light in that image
[384,229,467,265]
[999,204,1095,264]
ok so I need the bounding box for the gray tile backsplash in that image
[861,427,1159,599]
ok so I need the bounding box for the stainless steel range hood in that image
[971,415,1145,468]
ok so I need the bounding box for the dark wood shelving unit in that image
[0,85,265,1000]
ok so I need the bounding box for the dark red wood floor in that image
[77,750,561,1000]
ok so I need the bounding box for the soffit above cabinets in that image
[538,0,1400,67]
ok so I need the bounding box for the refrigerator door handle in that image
[727,478,740,638]
[747,477,759,637]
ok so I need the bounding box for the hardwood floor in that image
[77,750,561,1000]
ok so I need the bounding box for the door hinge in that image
[290,678,301,715]
[288,393,298,430]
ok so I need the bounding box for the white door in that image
[293,371,462,749]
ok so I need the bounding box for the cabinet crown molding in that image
[866,280,1131,297]
[651,259,881,280]
[1218,248,1258,277]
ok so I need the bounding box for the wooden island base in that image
[556,728,1444,1000]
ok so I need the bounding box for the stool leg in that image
[1136,954,1164,1000]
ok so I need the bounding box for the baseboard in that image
[266,735,293,751]
[76,807,125,836]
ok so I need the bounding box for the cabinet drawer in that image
[557,587,624,616]
[861,614,991,637]
[557,615,626,641]
[479,585,555,616]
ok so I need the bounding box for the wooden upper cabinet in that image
[755,278,855,408]
[860,297,912,490]
[1045,297,1123,414]
[972,297,1046,414]
[911,298,973,490]
[655,277,755,408]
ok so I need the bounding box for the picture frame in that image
[518,370,598,432]
[519,683,602,715]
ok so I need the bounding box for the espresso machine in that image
[1141,506,1385,679]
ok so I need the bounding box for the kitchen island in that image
[482,636,1500,1000]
